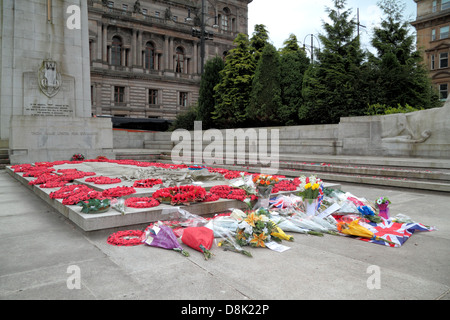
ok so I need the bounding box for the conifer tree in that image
[368,0,440,110]
[196,56,224,129]
[247,43,282,126]
[250,24,270,63]
[300,0,367,124]
[212,33,256,128]
[279,34,310,125]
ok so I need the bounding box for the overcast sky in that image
[247,0,417,53]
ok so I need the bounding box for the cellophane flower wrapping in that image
[143,222,189,256]
[235,208,282,248]
[181,227,214,260]
[296,175,324,209]
[159,207,208,237]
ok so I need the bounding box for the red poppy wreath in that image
[151,185,207,205]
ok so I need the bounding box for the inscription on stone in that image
[23,72,75,117]
[25,103,73,116]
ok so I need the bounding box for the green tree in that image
[300,0,367,124]
[212,33,256,128]
[169,104,198,131]
[368,0,440,110]
[196,56,225,129]
[250,24,270,63]
[279,34,310,125]
[247,43,283,126]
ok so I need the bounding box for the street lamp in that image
[303,34,321,63]
[189,0,219,74]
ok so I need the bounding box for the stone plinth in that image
[9,116,114,164]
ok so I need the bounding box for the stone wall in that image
[114,100,450,160]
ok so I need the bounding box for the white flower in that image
[238,221,253,234]
[377,199,383,205]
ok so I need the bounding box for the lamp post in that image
[303,34,321,63]
[188,0,218,74]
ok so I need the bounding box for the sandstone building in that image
[88,0,252,123]
[412,0,450,100]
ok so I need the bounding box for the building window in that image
[145,42,155,70]
[221,8,230,31]
[432,29,436,41]
[440,26,449,39]
[114,86,125,104]
[142,8,147,15]
[440,52,448,68]
[107,1,114,8]
[179,92,188,107]
[111,36,122,66]
[122,4,128,11]
[442,0,450,10]
[433,0,437,12]
[149,89,158,105]
[431,54,436,70]
[175,47,184,73]
[155,11,160,17]
[439,84,448,100]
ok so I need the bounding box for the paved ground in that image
[0,169,449,303]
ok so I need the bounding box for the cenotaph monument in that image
[0,0,114,164]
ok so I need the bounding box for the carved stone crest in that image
[38,59,61,98]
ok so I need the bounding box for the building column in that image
[169,37,174,70]
[137,31,142,66]
[164,35,169,70]
[131,29,137,66]
[97,22,102,60]
[102,24,108,62]
[193,42,198,74]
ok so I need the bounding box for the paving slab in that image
[0,170,449,304]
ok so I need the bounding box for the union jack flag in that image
[270,197,287,209]
[359,219,436,248]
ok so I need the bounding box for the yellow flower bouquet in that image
[234,208,289,249]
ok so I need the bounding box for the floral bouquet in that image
[252,174,280,209]
[234,208,286,248]
[143,222,190,257]
[296,175,324,215]
[252,174,280,187]
[296,175,324,201]
[181,226,214,260]
[375,196,390,219]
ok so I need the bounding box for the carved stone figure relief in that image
[381,113,432,144]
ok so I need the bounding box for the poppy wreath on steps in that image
[101,186,136,198]
[49,184,105,205]
[151,185,207,206]
[85,176,122,184]
[107,230,144,246]
[125,197,160,208]
[209,185,248,201]
[133,178,163,188]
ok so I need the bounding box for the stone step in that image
[157,158,450,193]
[0,148,10,169]
[0,140,8,149]
[114,149,450,191]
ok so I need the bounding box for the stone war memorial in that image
[0,0,113,164]
[0,0,448,268]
